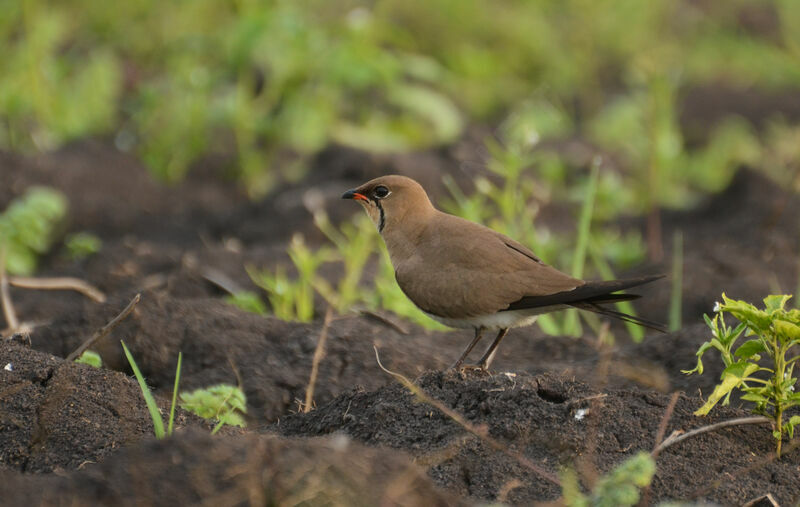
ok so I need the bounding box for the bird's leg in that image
[477,328,509,371]
[450,327,485,370]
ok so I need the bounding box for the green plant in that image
[248,234,335,322]
[64,232,102,260]
[560,159,600,336]
[5,0,800,197]
[121,341,182,439]
[0,2,120,150]
[684,294,800,457]
[312,211,376,313]
[224,290,267,315]
[74,350,102,368]
[668,231,683,332]
[561,452,656,507]
[0,187,68,275]
[179,384,247,434]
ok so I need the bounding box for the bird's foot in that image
[448,359,464,371]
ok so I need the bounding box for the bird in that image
[342,174,665,371]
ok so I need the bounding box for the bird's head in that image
[341,175,434,233]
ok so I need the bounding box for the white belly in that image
[423,306,565,330]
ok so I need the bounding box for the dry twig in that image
[638,391,680,507]
[65,293,141,362]
[651,392,680,458]
[9,276,106,303]
[652,416,771,456]
[374,346,561,487]
[303,306,334,413]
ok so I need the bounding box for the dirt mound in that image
[24,291,770,426]
[31,293,466,423]
[0,340,155,472]
[0,429,461,507]
[275,370,800,505]
[2,141,799,505]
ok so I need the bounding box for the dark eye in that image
[373,185,390,199]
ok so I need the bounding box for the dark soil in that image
[0,134,799,505]
[0,340,210,473]
[276,370,800,505]
[1,428,461,506]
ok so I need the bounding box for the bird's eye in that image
[373,185,390,199]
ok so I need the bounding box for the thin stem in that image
[772,336,785,458]
[653,416,772,455]
[168,352,183,437]
[303,306,333,413]
[0,245,19,332]
[8,276,106,303]
[66,294,141,362]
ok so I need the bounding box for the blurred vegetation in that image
[3,0,800,196]
[246,214,449,329]
[561,451,655,507]
[74,349,103,368]
[5,0,800,333]
[0,187,68,275]
[180,384,248,434]
[64,231,102,260]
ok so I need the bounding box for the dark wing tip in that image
[504,274,664,312]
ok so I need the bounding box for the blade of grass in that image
[564,158,600,336]
[669,230,683,331]
[121,340,165,439]
[167,352,182,436]
[211,420,225,435]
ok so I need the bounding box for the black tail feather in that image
[581,293,641,305]
[570,302,667,333]
[505,274,663,311]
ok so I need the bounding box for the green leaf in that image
[388,83,463,144]
[179,384,247,429]
[734,340,765,360]
[559,467,587,507]
[787,415,800,439]
[591,452,655,506]
[65,232,102,260]
[740,393,769,403]
[720,294,771,331]
[682,340,713,375]
[74,350,102,368]
[763,294,791,314]
[694,361,759,416]
[224,291,267,315]
[168,352,182,437]
[774,320,800,342]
